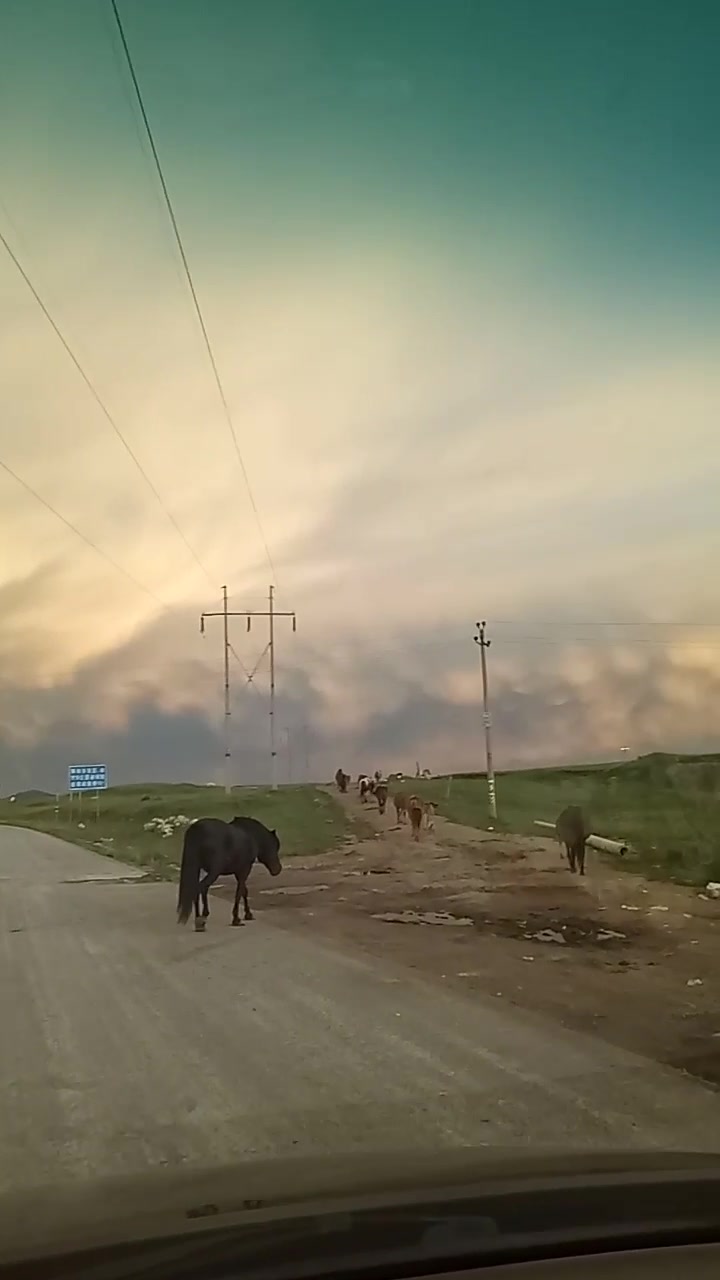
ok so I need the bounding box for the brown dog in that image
[393,792,408,823]
[408,795,423,841]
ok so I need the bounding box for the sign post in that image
[68,765,108,821]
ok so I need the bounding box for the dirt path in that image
[241,788,720,1087]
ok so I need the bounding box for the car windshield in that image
[0,0,718,1223]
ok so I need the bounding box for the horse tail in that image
[177,825,202,924]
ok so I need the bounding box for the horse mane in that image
[231,814,277,852]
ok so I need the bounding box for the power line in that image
[0,456,166,606]
[310,631,720,661]
[110,0,277,586]
[494,636,720,650]
[489,619,720,629]
[0,227,216,589]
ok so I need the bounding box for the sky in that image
[1,0,719,793]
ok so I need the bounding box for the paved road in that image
[0,825,716,1193]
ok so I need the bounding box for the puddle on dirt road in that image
[373,910,474,927]
[261,884,330,896]
[62,873,157,885]
[344,867,394,877]
[668,1040,720,1088]
[478,911,634,947]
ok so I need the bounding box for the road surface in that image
[0,824,716,1193]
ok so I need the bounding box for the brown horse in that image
[335,768,349,794]
[375,781,388,815]
[556,805,588,876]
[408,795,423,841]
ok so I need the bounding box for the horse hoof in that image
[231,919,244,927]
[194,919,206,932]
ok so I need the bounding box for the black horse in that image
[177,816,282,931]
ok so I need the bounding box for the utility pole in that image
[200,585,296,792]
[222,586,231,793]
[282,726,292,784]
[198,586,232,793]
[269,585,276,791]
[473,620,497,821]
[300,722,310,782]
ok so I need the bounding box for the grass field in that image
[408,753,720,885]
[0,784,355,878]
[3,752,719,886]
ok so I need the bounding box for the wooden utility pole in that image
[222,585,231,791]
[200,585,296,792]
[473,620,497,821]
[282,726,293,783]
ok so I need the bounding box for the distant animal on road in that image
[393,792,408,823]
[359,775,376,803]
[424,801,436,831]
[556,805,588,876]
[408,795,424,841]
[334,768,349,793]
[375,781,388,815]
[177,816,282,930]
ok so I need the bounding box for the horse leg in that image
[566,843,576,873]
[195,871,219,930]
[193,891,203,929]
[242,881,253,921]
[578,841,586,876]
[231,877,244,927]
[199,872,215,916]
[230,875,244,926]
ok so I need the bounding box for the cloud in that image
[3,588,720,795]
[2,158,719,788]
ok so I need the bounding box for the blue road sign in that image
[68,764,108,792]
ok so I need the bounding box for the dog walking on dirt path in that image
[393,792,408,823]
[408,795,424,841]
[375,781,388,815]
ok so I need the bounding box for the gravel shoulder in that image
[2,820,718,1197]
[243,788,720,1088]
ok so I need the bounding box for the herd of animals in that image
[334,767,435,839]
[334,768,590,873]
[175,780,590,933]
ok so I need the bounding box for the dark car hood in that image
[1,1146,719,1266]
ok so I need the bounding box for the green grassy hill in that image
[4,752,719,885]
[412,752,720,885]
[0,783,354,878]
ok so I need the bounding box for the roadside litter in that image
[143,815,191,838]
